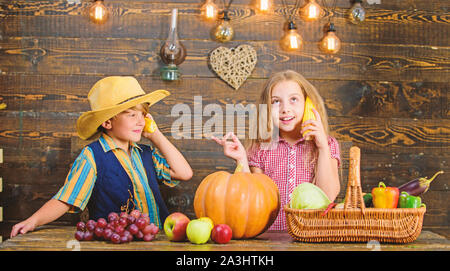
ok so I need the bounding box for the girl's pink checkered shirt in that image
[248,136,341,231]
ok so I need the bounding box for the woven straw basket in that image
[284,146,426,243]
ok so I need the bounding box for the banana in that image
[301,96,316,140]
[144,117,157,133]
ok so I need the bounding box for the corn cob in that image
[301,96,316,140]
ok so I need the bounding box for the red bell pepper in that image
[371,182,399,208]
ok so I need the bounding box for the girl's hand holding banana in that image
[301,108,328,151]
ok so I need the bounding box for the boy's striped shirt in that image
[53,133,176,227]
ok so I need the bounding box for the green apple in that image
[186,219,212,244]
[198,217,214,231]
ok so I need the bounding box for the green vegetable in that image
[290,183,331,210]
[399,191,425,208]
[363,193,373,207]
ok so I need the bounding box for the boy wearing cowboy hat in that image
[11,76,193,237]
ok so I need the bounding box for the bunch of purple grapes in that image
[74,209,159,244]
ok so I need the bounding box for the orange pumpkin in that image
[194,171,280,239]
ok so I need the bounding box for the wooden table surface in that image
[1,226,449,251]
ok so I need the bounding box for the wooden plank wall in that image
[0,0,448,239]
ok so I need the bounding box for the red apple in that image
[164,212,190,242]
[211,224,232,244]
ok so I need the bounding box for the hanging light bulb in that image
[319,23,341,54]
[201,0,219,21]
[348,0,366,24]
[160,9,187,81]
[89,0,109,24]
[300,0,324,21]
[212,11,234,42]
[280,21,303,51]
[255,0,272,13]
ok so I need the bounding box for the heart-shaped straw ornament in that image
[209,44,257,90]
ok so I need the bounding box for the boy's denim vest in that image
[86,141,169,225]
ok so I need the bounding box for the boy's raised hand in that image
[142,113,160,139]
[211,132,247,164]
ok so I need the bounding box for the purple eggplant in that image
[398,170,444,196]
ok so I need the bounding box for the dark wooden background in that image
[0,0,448,240]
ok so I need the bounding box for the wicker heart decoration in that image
[209,44,257,90]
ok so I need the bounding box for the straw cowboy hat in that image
[76,76,170,140]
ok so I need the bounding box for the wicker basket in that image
[284,146,426,243]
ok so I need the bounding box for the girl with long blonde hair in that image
[212,70,341,231]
